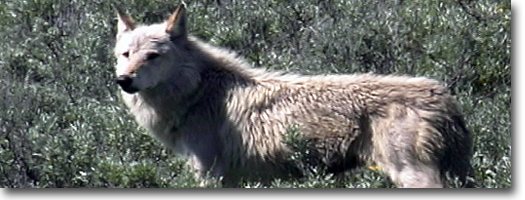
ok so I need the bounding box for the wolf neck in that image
[190,36,269,85]
[127,86,193,137]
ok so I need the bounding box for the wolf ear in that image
[166,4,187,38]
[115,6,136,36]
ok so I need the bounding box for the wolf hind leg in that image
[374,148,442,188]
[387,162,443,188]
[372,104,444,188]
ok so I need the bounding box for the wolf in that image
[113,4,473,188]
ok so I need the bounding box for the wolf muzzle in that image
[116,75,139,93]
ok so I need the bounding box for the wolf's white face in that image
[114,5,200,94]
[114,24,173,93]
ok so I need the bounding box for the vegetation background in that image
[0,0,510,188]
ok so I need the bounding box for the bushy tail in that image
[439,115,475,188]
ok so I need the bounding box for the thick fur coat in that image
[114,5,473,188]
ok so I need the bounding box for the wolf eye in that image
[122,51,130,58]
[146,53,160,60]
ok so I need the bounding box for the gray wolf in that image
[113,4,473,188]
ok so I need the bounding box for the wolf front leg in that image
[187,153,225,187]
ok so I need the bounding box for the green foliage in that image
[0,0,510,188]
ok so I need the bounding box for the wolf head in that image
[114,4,201,95]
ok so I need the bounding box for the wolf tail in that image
[439,114,475,188]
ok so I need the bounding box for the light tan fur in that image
[113,5,473,188]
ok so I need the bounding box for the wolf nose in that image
[116,75,138,93]
[116,75,133,87]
